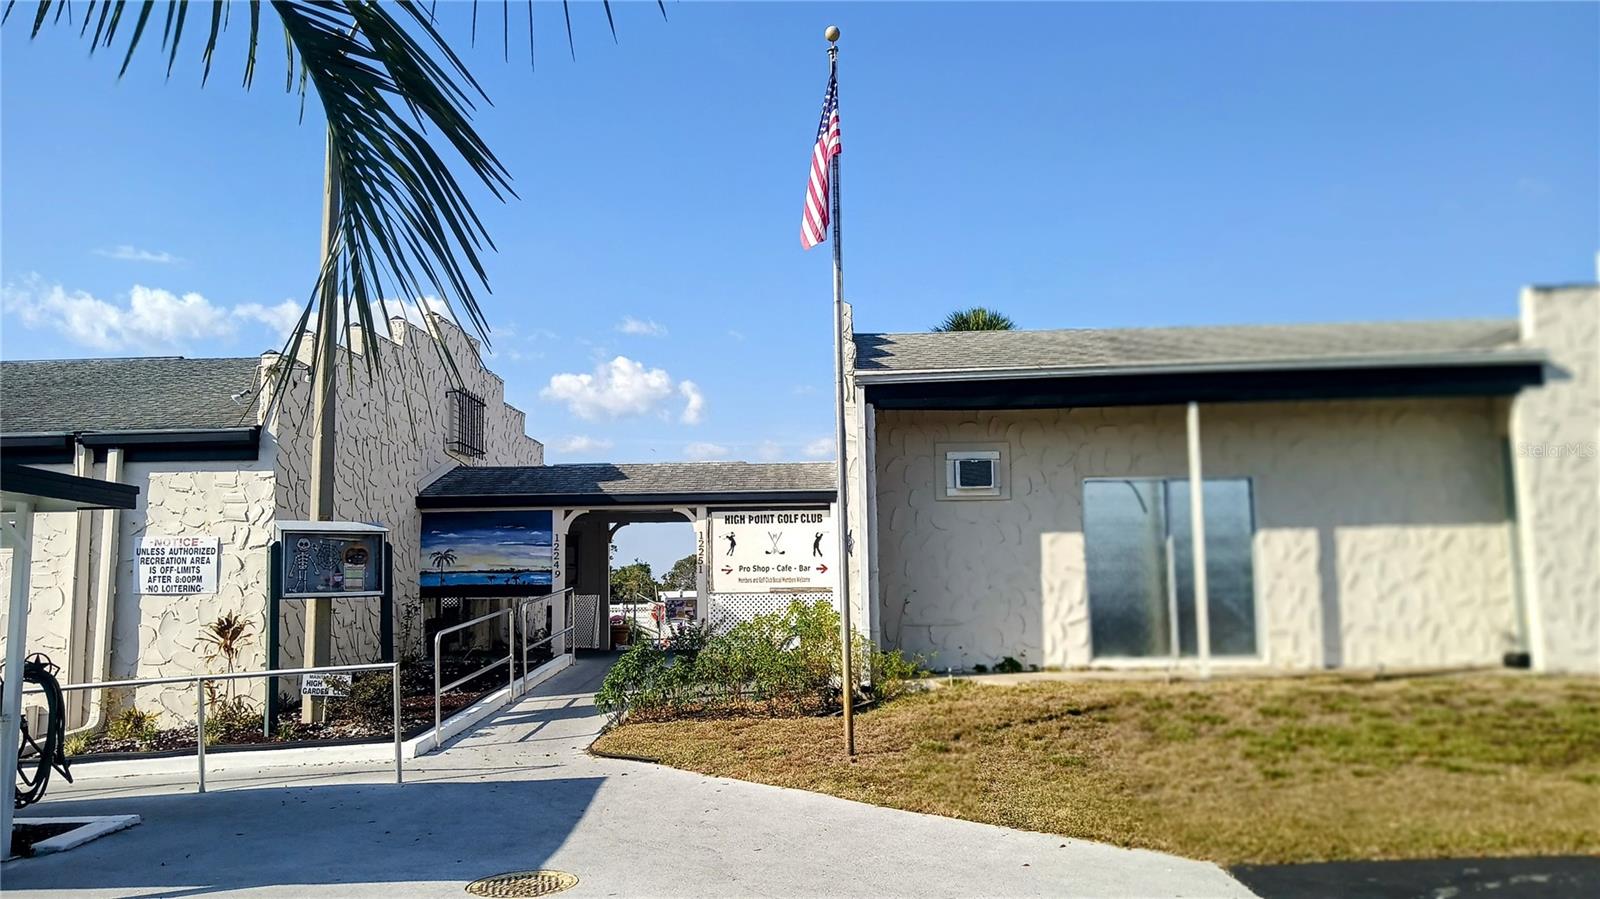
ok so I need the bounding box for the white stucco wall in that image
[272,315,543,670]
[4,315,542,727]
[1512,285,1600,673]
[872,398,1519,673]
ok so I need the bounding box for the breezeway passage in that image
[4,657,1253,898]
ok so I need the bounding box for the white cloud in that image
[755,440,784,462]
[684,441,729,461]
[3,279,237,350]
[792,384,819,396]
[678,380,705,424]
[727,330,746,342]
[1,277,319,352]
[803,437,835,459]
[617,316,667,337]
[541,355,682,421]
[234,300,304,340]
[554,435,615,454]
[95,244,182,264]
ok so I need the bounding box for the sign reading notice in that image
[300,673,351,698]
[136,535,220,595]
[710,510,835,592]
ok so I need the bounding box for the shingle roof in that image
[0,356,261,434]
[854,319,1526,376]
[420,462,836,505]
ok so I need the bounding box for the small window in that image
[945,450,1001,497]
[446,388,486,457]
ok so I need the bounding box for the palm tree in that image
[933,307,1017,332]
[429,548,457,573]
[7,1,662,400]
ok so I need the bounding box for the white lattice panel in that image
[574,593,604,648]
[708,592,835,634]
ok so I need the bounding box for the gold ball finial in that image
[825,25,840,43]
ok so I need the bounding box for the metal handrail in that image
[23,661,403,792]
[515,588,575,694]
[432,608,514,742]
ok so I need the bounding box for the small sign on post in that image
[135,535,220,595]
[299,673,351,698]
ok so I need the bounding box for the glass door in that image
[1085,478,1258,659]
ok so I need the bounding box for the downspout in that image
[69,447,125,736]
[66,441,95,725]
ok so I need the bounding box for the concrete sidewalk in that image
[4,656,1254,898]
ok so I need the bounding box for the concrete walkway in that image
[5,656,1254,898]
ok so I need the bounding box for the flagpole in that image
[825,24,856,758]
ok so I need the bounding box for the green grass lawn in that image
[592,673,1600,865]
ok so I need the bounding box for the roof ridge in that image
[855,317,1519,340]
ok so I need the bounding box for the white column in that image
[550,509,570,654]
[693,506,710,625]
[1186,402,1211,676]
[2,501,37,859]
[863,401,881,647]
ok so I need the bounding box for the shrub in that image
[108,706,159,748]
[338,672,397,729]
[203,695,261,746]
[996,656,1024,674]
[596,599,926,723]
[64,733,90,756]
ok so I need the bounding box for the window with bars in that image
[446,388,486,457]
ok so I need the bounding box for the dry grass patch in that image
[592,673,1600,864]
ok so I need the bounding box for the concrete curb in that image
[6,815,141,858]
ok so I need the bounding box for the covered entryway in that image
[416,462,839,652]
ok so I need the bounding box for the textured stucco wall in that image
[873,399,1518,673]
[113,462,280,721]
[0,499,77,714]
[272,315,543,669]
[1512,285,1600,673]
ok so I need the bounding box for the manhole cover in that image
[464,870,579,898]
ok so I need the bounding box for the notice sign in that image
[710,510,835,592]
[300,673,351,698]
[136,535,220,596]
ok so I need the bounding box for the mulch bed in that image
[69,657,535,759]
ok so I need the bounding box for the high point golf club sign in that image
[710,510,835,592]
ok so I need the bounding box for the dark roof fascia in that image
[1,427,261,464]
[863,362,1546,411]
[1,464,140,510]
[417,490,837,510]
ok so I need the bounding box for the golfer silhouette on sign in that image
[812,532,824,557]
[723,533,737,556]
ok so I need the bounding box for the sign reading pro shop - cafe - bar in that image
[710,509,834,592]
[136,535,221,595]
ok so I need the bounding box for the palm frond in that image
[8,0,664,422]
[932,307,1018,332]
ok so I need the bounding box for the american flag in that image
[801,72,841,250]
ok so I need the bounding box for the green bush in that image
[203,695,261,746]
[338,672,397,728]
[595,600,926,723]
[107,706,160,748]
[996,656,1024,674]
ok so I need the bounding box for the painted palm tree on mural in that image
[429,548,458,575]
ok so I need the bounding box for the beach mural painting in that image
[420,510,553,595]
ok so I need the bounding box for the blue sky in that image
[4,2,1596,572]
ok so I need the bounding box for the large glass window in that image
[1085,478,1258,659]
